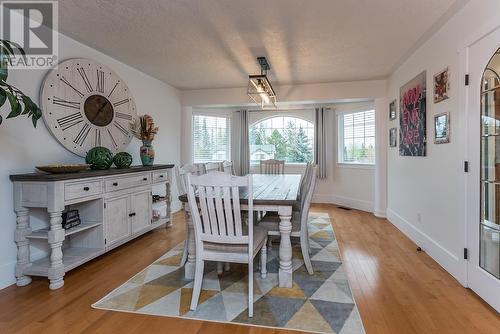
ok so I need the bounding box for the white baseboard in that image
[0,260,16,290]
[313,194,374,213]
[387,208,467,286]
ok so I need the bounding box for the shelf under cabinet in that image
[26,222,102,240]
[24,247,105,276]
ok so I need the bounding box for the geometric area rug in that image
[92,212,365,334]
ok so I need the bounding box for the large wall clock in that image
[41,58,137,157]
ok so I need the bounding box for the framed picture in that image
[433,68,450,103]
[389,128,397,147]
[389,99,397,120]
[399,71,426,156]
[434,112,450,144]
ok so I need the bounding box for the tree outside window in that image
[249,116,314,164]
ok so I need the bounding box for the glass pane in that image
[480,49,500,278]
[480,224,500,279]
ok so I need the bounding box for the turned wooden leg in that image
[48,211,65,290]
[14,208,32,287]
[260,238,268,279]
[278,206,293,288]
[184,209,196,279]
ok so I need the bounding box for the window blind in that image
[340,110,375,164]
[192,114,230,163]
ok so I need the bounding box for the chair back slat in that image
[222,187,235,235]
[260,159,285,175]
[300,165,317,229]
[187,172,253,247]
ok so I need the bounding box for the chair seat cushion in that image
[259,212,301,232]
[203,225,268,255]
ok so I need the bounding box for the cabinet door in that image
[105,195,131,245]
[131,190,152,234]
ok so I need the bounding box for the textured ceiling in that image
[58,0,461,90]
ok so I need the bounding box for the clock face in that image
[41,58,137,157]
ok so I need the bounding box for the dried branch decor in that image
[131,114,159,142]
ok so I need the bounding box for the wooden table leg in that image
[278,205,293,288]
[184,209,196,279]
[48,211,65,290]
[14,208,32,287]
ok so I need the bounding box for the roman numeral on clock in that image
[113,98,129,108]
[77,67,93,93]
[94,129,101,146]
[108,81,119,98]
[60,76,84,98]
[74,123,91,146]
[53,96,81,110]
[115,112,132,120]
[96,70,105,93]
[57,112,83,131]
[107,128,118,148]
[113,121,129,136]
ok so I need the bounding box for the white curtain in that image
[239,109,250,175]
[315,107,327,179]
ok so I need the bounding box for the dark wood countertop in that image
[10,164,175,182]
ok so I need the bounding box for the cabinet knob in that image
[113,182,118,186]
[83,187,90,191]
[129,212,136,217]
[159,175,164,178]
[143,177,148,181]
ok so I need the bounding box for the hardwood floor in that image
[0,205,498,334]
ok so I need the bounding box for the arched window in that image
[249,116,314,164]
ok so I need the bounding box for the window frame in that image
[248,115,315,165]
[192,112,231,164]
[337,109,376,168]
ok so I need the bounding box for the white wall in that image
[386,0,500,285]
[0,31,182,288]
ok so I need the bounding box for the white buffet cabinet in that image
[10,164,174,290]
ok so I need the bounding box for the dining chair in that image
[220,160,234,174]
[175,164,204,266]
[260,159,285,174]
[259,165,317,274]
[186,172,268,317]
[204,162,220,174]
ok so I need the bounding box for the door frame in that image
[463,24,500,312]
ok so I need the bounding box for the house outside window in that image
[249,116,314,164]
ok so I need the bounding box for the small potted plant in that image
[131,115,158,166]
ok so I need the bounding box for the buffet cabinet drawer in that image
[105,173,151,192]
[65,180,102,201]
[152,170,168,183]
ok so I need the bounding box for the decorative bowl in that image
[113,152,133,169]
[36,164,91,174]
[85,147,114,170]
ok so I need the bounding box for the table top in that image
[178,174,302,206]
[10,164,174,182]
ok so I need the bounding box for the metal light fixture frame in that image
[247,57,277,109]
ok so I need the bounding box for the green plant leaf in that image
[6,91,21,118]
[0,66,7,81]
[0,41,13,55]
[2,40,27,63]
[0,87,6,107]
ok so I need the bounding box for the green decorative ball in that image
[85,147,113,170]
[113,152,133,169]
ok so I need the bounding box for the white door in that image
[466,25,500,312]
[131,190,152,233]
[105,195,131,245]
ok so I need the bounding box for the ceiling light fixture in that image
[247,57,277,109]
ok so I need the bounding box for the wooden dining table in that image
[178,174,301,288]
